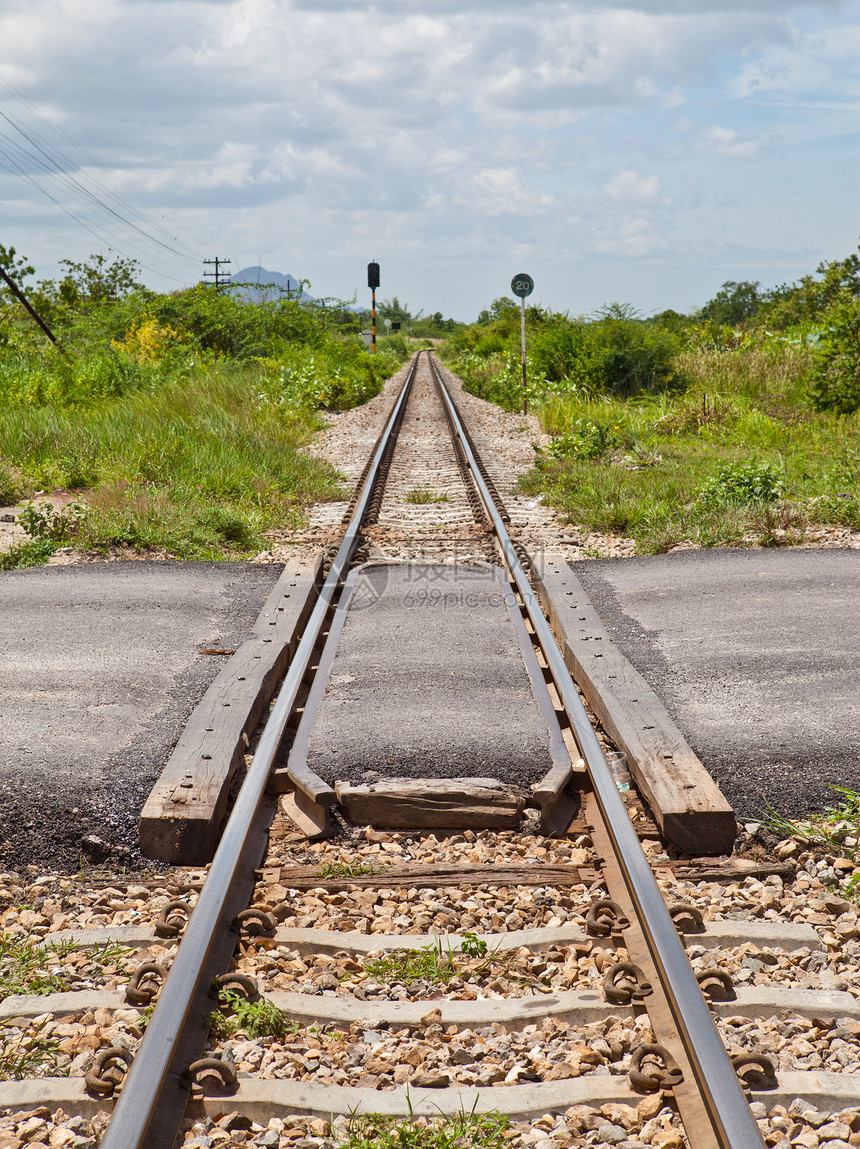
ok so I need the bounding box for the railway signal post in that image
[511,272,534,415]
[368,261,380,352]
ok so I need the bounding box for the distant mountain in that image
[227,266,314,303]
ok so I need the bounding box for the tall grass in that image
[0,367,344,558]
[0,346,174,407]
[676,343,813,404]
[521,342,860,553]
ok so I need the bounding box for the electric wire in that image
[0,115,199,276]
[0,77,204,263]
[0,137,192,285]
[0,82,207,283]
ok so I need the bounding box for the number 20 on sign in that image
[511,274,534,299]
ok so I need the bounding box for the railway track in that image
[3,352,860,1149]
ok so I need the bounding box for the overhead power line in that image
[0,77,207,283]
[0,110,197,263]
[0,136,191,285]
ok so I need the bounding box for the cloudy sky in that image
[0,0,857,321]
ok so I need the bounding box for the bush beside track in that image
[0,253,408,564]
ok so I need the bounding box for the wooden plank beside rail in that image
[139,555,323,865]
[531,554,737,855]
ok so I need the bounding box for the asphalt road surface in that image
[305,563,559,789]
[572,547,860,824]
[0,561,283,871]
[2,548,856,872]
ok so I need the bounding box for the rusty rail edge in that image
[101,353,420,1149]
[429,354,765,1149]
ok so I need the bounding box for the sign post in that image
[367,262,380,353]
[510,273,534,415]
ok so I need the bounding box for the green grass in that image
[0,933,133,1000]
[0,366,346,560]
[0,538,58,570]
[318,860,388,879]
[0,291,409,564]
[517,344,860,553]
[365,938,459,987]
[762,786,860,857]
[339,1108,510,1149]
[363,934,518,988]
[403,488,449,505]
[0,931,76,998]
[209,991,298,1040]
[0,1017,66,1081]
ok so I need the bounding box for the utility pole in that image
[0,264,64,352]
[367,261,380,353]
[203,257,232,288]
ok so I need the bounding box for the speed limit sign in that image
[510,274,534,415]
[511,273,534,298]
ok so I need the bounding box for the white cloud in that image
[604,169,665,205]
[0,0,856,316]
[594,216,670,258]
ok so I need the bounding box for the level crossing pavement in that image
[0,548,857,870]
[0,561,283,870]
[572,547,860,825]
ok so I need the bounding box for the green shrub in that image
[257,340,401,411]
[806,492,860,529]
[808,298,860,414]
[588,304,684,395]
[0,347,171,408]
[0,538,58,569]
[18,500,89,541]
[546,419,612,460]
[696,461,783,509]
[444,303,683,409]
[209,992,296,1040]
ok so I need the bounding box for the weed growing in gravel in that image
[364,935,525,989]
[0,1017,66,1080]
[0,931,77,998]
[403,488,449,504]
[209,991,298,1041]
[88,940,135,971]
[340,1105,510,1149]
[460,932,488,959]
[318,860,388,880]
[365,937,458,987]
[0,933,132,1000]
[762,786,860,857]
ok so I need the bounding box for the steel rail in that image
[102,354,420,1149]
[428,355,765,1149]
